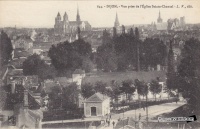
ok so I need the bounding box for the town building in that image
[54,6,92,35]
[84,92,110,117]
[12,35,33,51]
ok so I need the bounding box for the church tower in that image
[63,12,69,34]
[54,12,62,34]
[157,11,163,23]
[114,12,120,28]
[76,5,81,26]
[114,12,120,33]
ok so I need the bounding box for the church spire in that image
[76,4,81,24]
[157,10,163,23]
[114,12,120,27]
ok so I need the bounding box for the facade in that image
[54,7,92,35]
[84,92,110,117]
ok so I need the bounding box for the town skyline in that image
[0,1,200,28]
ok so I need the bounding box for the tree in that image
[120,79,136,103]
[23,54,56,81]
[96,41,117,72]
[113,27,117,38]
[176,38,200,113]
[122,25,125,35]
[48,86,62,110]
[73,39,92,57]
[135,79,148,100]
[81,83,95,99]
[94,81,107,94]
[166,40,176,91]
[135,27,139,40]
[48,40,92,74]
[149,80,162,101]
[129,28,134,37]
[141,38,167,69]
[62,82,80,110]
[0,31,13,66]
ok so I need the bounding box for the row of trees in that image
[96,27,167,72]
[81,79,162,104]
[46,78,162,110]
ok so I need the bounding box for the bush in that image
[112,98,177,113]
[43,109,84,121]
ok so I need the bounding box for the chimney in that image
[11,81,16,94]
[24,90,29,108]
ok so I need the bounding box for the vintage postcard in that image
[0,0,200,129]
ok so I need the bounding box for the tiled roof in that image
[13,49,30,58]
[86,92,108,102]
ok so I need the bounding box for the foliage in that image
[149,80,162,101]
[94,81,107,94]
[96,27,167,72]
[48,39,92,73]
[96,41,117,72]
[48,86,62,109]
[120,79,136,102]
[61,82,80,110]
[135,79,148,97]
[166,40,176,90]
[81,57,95,73]
[0,31,13,66]
[23,54,56,81]
[140,38,167,68]
[81,83,95,99]
[176,38,200,113]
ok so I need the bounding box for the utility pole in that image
[146,93,148,123]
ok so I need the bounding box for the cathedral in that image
[54,7,92,35]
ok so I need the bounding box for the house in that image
[12,48,30,60]
[84,92,110,117]
[1,89,43,129]
[13,35,33,51]
[7,75,39,92]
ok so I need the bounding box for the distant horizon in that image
[0,1,200,28]
[1,22,200,29]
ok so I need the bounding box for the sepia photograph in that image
[0,0,200,128]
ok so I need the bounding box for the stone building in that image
[54,6,92,35]
[84,93,110,117]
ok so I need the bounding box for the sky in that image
[0,0,200,28]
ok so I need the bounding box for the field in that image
[83,71,167,85]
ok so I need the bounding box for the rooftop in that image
[85,92,109,102]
